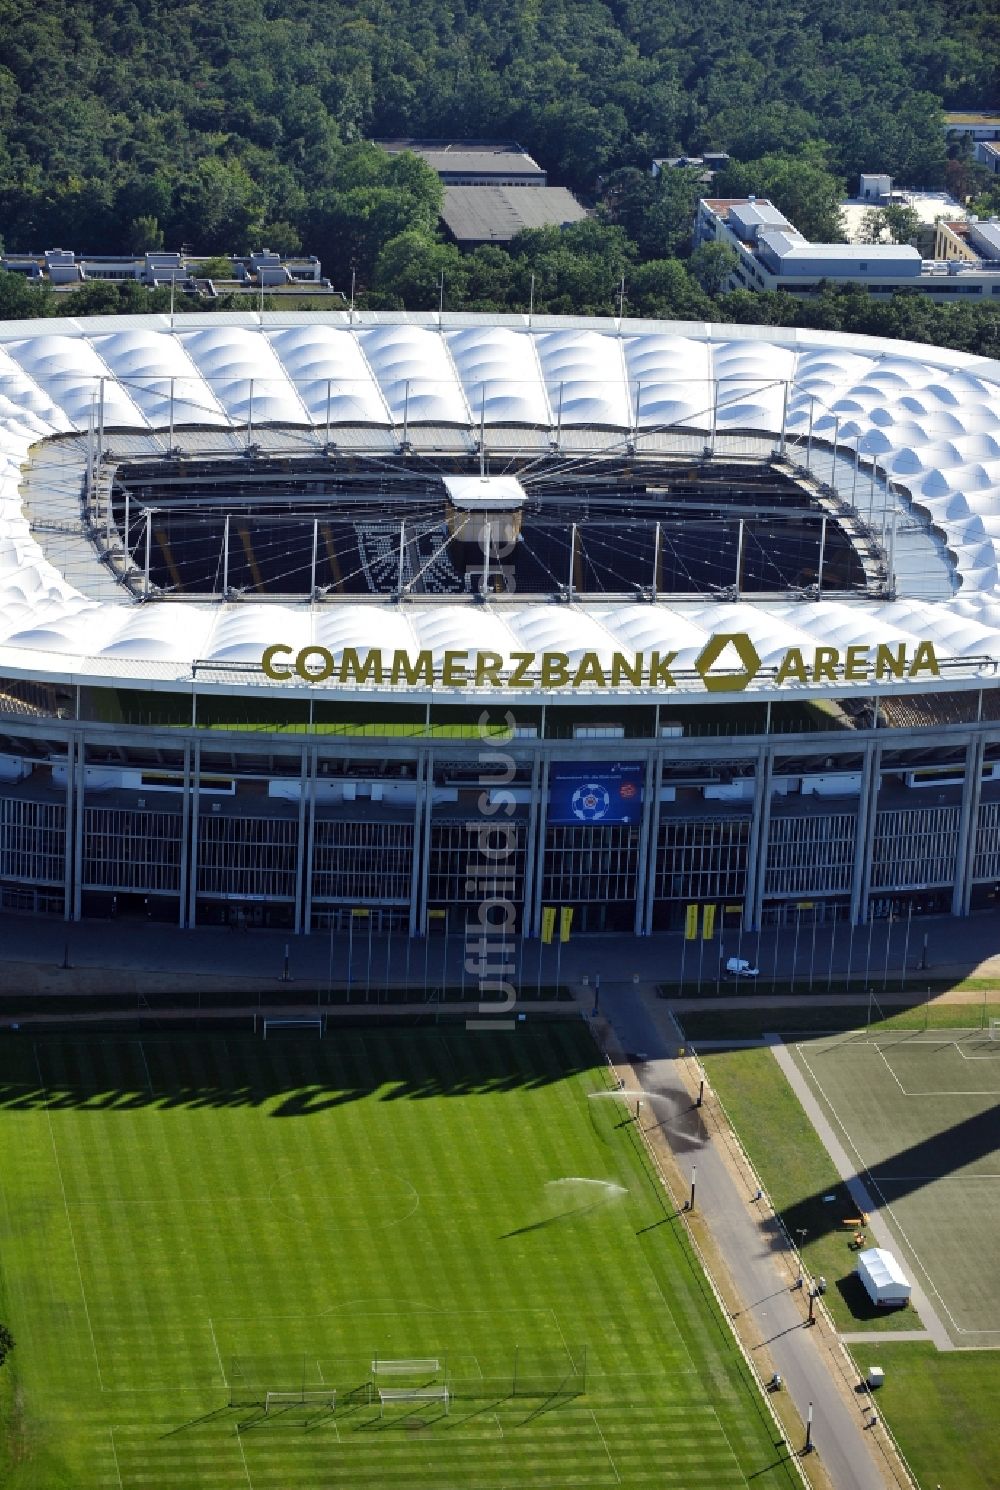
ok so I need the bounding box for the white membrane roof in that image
[0,311,999,699]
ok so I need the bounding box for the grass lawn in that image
[0,1026,798,1489]
[698,1046,919,1333]
[844,1340,1000,1490]
[676,1000,1000,1043]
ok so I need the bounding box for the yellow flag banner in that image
[702,903,717,940]
[684,904,698,940]
[559,906,574,943]
[541,906,556,944]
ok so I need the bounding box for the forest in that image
[0,0,998,352]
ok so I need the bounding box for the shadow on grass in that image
[833,1271,910,1323]
[0,1023,600,1114]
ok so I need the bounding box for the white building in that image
[0,248,325,290]
[695,196,1000,300]
[945,112,1000,142]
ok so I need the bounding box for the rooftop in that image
[374,139,544,178]
[759,233,921,263]
[840,190,969,243]
[945,111,1000,125]
[440,185,586,244]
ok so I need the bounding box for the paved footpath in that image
[598,980,894,1490]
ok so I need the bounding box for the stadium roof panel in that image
[0,312,999,698]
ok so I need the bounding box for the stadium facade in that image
[1,310,1000,938]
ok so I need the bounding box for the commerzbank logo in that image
[693,633,762,693]
[260,636,940,690]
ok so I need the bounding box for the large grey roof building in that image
[375,139,546,186]
[440,186,587,246]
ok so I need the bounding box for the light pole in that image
[804,1402,814,1454]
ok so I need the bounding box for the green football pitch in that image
[0,1025,798,1490]
[790,1027,1000,1346]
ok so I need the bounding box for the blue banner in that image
[548,762,644,825]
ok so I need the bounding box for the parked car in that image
[725,956,759,977]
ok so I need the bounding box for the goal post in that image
[378,1386,449,1418]
[264,1389,336,1415]
[371,1357,441,1376]
[256,1015,324,1038]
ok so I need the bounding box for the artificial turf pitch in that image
[789,1027,1000,1345]
[0,1025,798,1489]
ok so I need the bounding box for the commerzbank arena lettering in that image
[261,639,941,692]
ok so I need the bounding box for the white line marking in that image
[871,1042,1000,1096]
[873,1044,907,1095]
[33,1044,103,1390]
[235,1423,254,1488]
[208,1317,228,1389]
[137,1040,154,1096]
[109,1428,123,1490]
[590,1409,621,1485]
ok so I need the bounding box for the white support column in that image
[953,734,986,918]
[418,752,434,936]
[744,746,772,931]
[530,756,551,937]
[521,753,543,937]
[178,742,192,927]
[187,741,201,929]
[293,746,309,935]
[779,379,789,455]
[72,737,86,922]
[408,752,426,937]
[62,734,75,922]
[302,746,319,935]
[643,754,665,936]
[850,742,881,925]
[633,753,658,936]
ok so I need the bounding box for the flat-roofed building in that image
[696,196,1000,299]
[440,185,587,247]
[944,111,1000,141]
[375,138,546,186]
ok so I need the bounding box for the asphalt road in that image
[599,981,890,1490]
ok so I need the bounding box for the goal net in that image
[265,1389,335,1415]
[989,1018,1000,1040]
[378,1386,449,1417]
[257,1015,324,1039]
[371,1356,441,1376]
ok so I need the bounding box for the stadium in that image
[1,308,999,940]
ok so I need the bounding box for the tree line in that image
[0,0,998,357]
